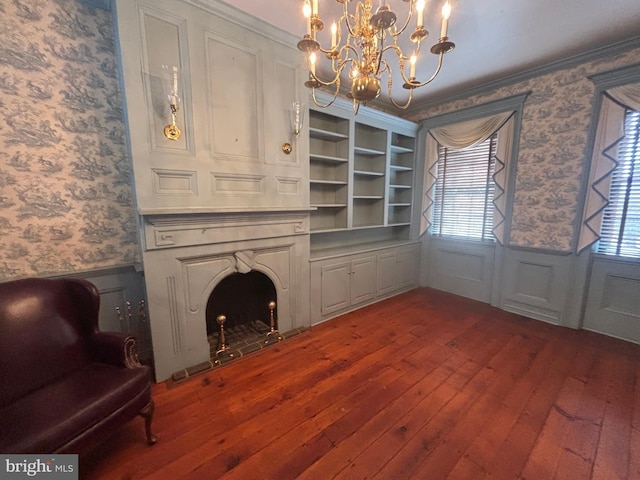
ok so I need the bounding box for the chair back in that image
[0,278,100,406]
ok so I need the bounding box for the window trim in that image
[596,108,640,258]
[419,92,529,245]
[578,63,640,254]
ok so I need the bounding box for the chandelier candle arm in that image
[298,0,456,111]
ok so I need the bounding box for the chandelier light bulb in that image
[441,1,451,38]
[309,51,317,75]
[303,0,312,35]
[331,21,337,48]
[416,0,425,27]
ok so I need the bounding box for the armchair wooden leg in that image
[140,400,158,445]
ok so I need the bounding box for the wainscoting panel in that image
[54,266,152,363]
[426,238,495,302]
[500,249,573,325]
[583,256,640,343]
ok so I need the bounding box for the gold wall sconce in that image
[282,101,305,154]
[162,64,182,141]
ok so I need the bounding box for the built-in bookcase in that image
[353,122,386,228]
[309,110,350,231]
[308,94,418,251]
[388,133,415,226]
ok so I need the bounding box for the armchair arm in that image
[90,332,143,369]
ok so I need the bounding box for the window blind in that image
[432,133,497,240]
[597,109,640,258]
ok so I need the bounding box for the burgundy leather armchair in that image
[0,277,156,454]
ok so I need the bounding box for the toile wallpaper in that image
[0,0,137,281]
[412,47,640,252]
[1,1,639,282]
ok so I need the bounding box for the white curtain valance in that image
[577,82,640,253]
[428,111,513,150]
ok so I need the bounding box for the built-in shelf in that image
[354,146,386,155]
[308,96,417,239]
[390,165,413,171]
[309,127,349,142]
[311,180,348,185]
[390,144,413,154]
[310,153,349,163]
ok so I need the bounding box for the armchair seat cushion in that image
[0,362,151,453]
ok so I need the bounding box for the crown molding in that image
[589,62,640,89]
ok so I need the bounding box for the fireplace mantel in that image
[142,209,312,250]
[141,209,311,381]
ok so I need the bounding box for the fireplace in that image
[206,270,283,365]
[206,271,277,335]
[139,210,311,381]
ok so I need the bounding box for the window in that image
[432,132,498,240]
[597,108,640,258]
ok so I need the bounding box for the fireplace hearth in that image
[167,321,307,382]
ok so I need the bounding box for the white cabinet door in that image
[351,255,377,305]
[377,252,398,295]
[397,245,419,289]
[320,261,351,315]
[312,242,420,322]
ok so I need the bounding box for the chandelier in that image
[297,0,455,112]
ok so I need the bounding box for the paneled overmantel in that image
[113,0,309,212]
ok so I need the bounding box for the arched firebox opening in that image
[206,271,277,334]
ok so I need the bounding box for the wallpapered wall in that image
[412,47,640,252]
[0,0,137,281]
[2,1,639,281]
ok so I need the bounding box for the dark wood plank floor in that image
[81,287,640,479]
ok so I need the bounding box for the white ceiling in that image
[219,0,640,111]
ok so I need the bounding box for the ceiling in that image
[218,0,640,112]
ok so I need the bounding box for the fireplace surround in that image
[140,210,311,381]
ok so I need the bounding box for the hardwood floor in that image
[82,288,640,479]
